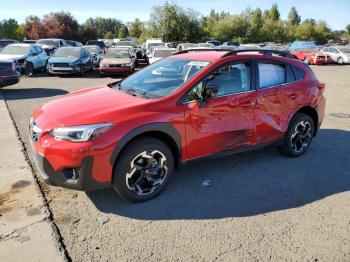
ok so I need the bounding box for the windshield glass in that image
[116,58,210,99]
[53,48,81,57]
[105,49,130,58]
[0,45,28,55]
[84,47,98,53]
[37,40,59,48]
[338,47,350,53]
[153,49,176,58]
[115,41,133,47]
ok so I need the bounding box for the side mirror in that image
[201,84,218,103]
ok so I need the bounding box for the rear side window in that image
[292,65,305,81]
[258,63,285,89]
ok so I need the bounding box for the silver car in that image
[83,45,103,67]
[321,46,350,64]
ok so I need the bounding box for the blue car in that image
[47,47,93,75]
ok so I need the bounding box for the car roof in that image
[173,50,297,63]
[7,43,31,47]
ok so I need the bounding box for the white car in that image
[149,48,176,64]
[321,46,350,64]
[83,45,103,67]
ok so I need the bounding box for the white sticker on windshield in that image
[187,61,210,67]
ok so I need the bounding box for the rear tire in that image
[112,137,174,202]
[281,113,315,157]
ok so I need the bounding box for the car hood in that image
[37,44,55,49]
[48,57,80,64]
[33,85,149,131]
[101,57,131,64]
[0,54,26,60]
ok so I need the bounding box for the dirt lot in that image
[1,65,350,262]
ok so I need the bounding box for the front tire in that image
[24,62,34,76]
[112,137,174,202]
[337,57,344,64]
[304,57,310,65]
[281,113,315,157]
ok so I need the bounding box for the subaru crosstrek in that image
[29,49,325,202]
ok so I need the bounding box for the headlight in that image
[50,123,114,142]
[101,64,109,67]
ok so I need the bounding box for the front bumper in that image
[32,152,110,191]
[99,66,132,75]
[47,66,81,75]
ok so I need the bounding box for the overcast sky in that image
[0,0,349,30]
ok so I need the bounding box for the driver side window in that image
[186,62,251,102]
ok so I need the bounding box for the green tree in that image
[346,24,350,35]
[129,18,144,38]
[269,4,280,21]
[0,19,20,39]
[288,7,301,25]
[84,17,124,38]
[104,31,114,39]
[118,26,128,38]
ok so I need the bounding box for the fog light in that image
[62,168,80,184]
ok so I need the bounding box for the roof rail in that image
[222,49,294,59]
[175,48,232,55]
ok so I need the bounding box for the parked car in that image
[86,40,106,53]
[195,43,215,48]
[290,47,333,65]
[289,41,317,51]
[0,43,48,75]
[66,40,83,47]
[99,48,135,76]
[206,40,221,46]
[83,45,103,67]
[321,45,350,64]
[222,42,240,47]
[36,38,67,56]
[47,47,93,75]
[0,39,19,51]
[176,43,197,52]
[29,49,325,202]
[23,40,37,44]
[148,47,176,64]
[0,60,21,87]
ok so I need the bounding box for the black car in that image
[0,60,21,87]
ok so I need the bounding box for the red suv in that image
[30,49,325,202]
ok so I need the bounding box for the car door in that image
[35,46,46,68]
[183,61,256,159]
[29,46,40,69]
[254,60,295,144]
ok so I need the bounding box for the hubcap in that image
[291,121,312,153]
[126,150,168,196]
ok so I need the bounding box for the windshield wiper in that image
[125,87,149,99]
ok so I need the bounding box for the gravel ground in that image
[1,65,350,262]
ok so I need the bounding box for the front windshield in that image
[37,40,59,48]
[105,49,130,58]
[338,47,350,53]
[0,45,28,55]
[153,49,176,58]
[116,41,133,47]
[116,58,210,99]
[53,48,81,57]
[84,47,98,53]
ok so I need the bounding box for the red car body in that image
[290,48,333,65]
[30,50,326,195]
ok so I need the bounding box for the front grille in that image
[109,64,122,67]
[29,119,42,143]
[53,63,70,67]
